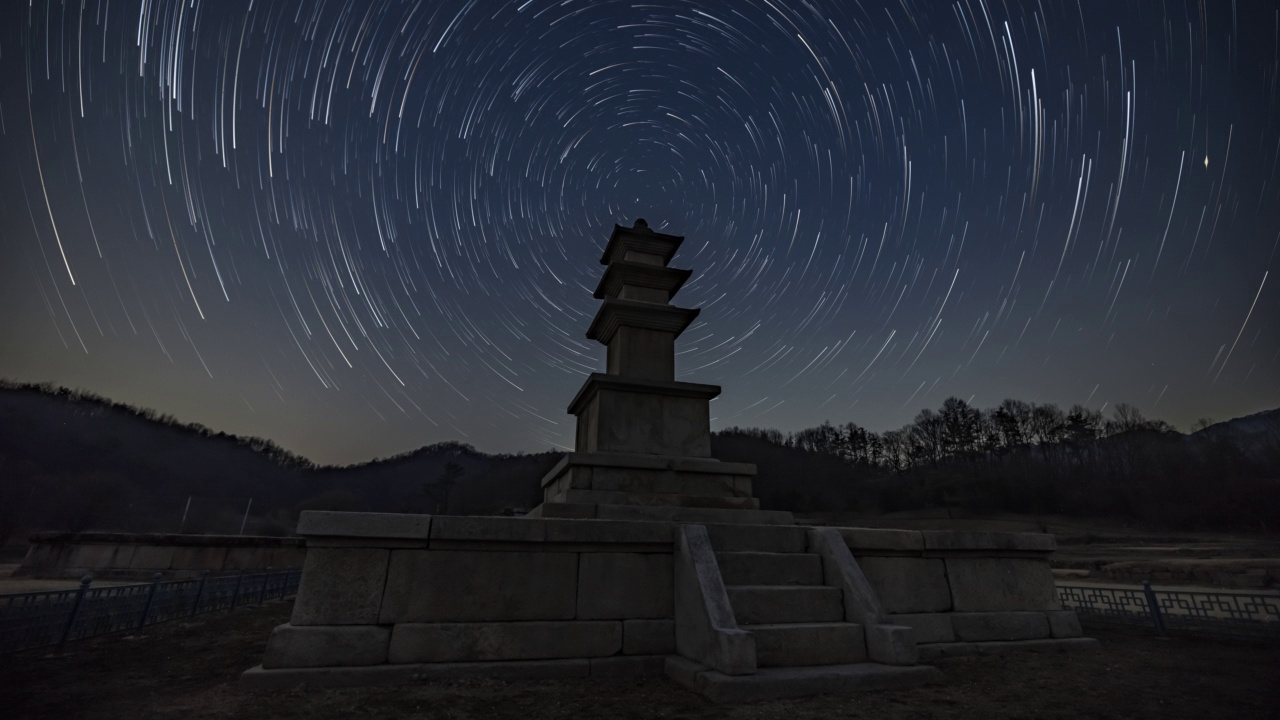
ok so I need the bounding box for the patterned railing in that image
[0,568,301,655]
[1057,582,1280,641]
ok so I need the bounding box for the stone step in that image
[528,503,795,525]
[715,551,823,586]
[726,585,844,625]
[665,656,943,703]
[749,622,867,667]
[704,523,809,553]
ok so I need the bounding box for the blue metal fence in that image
[1057,582,1280,641]
[0,568,301,655]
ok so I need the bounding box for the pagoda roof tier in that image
[566,372,722,415]
[586,297,699,345]
[600,222,684,266]
[592,261,693,300]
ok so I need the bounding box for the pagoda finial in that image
[633,218,648,230]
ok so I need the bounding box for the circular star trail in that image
[1,1,1277,465]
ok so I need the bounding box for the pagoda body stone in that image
[531,220,765,519]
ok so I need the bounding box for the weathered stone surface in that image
[808,528,886,624]
[577,553,672,619]
[674,525,756,676]
[427,515,671,545]
[291,548,389,625]
[590,655,667,678]
[129,545,175,570]
[944,558,1059,612]
[379,550,576,623]
[951,611,1051,642]
[66,544,120,570]
[706,524,808,553]
[387,621,621,663]
[589,467,747,498]
[1046,610,1084,638]
[261,624,390,668]
[297,511,431,540]
[864,624,918,665]
[837,528,925,552]
[592,384,713,457]
[552,488,759,510]
[856,557,951,614]
[922,531,1056,553]
[171,546,229,570]
[726,586,844,625]
[749,622,866,667]
[595,505,791,525]
[716,551,823,586]
[917,637,1098,661]
[888,613,956,644]
[623,619,675,655]
[268,547,307,568]
[224,547,268,570]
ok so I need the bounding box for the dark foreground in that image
[3,599,1278,719]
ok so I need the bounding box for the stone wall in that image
[259,512,678,681]
[838,528,1083,658]
[16,532,306,580]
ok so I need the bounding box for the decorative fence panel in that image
[0,568,301,655]
[1058,582,1280,642]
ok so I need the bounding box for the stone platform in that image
[241,510,1092,700]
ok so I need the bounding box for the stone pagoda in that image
[530,219,779,524]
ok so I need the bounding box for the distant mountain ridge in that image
[1,380,1276,539]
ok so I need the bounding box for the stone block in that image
[944,558,1059,612]
[387,621,621,663]
[856,557,951,613]
[291,548,389,625]
[726,586,843,625]
[112,545,137,569]
[922,531,1056,553]
[716,551,822,586]
[268,547,307,568]
[171,546,229,570]
[917,637,1098,661]
[750,622,866,667]
[837,528,925,552]
[577,553,672,619]
[705,524,808,553]
[594,505,792,525]
[808,528,886,626]
[674,525,757,676]
[261,624,390,669]
[888,613,955,644]
[129,545,175,570]
[623,619,675,655]
[865,624,918,665]
[297,511,431,539]
[1046,610,1084,638]
[951,612,1051,642]
[67,544,120,570]
[379,550,576,623]
[590,655,667,678]
[224,547,268,571]
[428,515,671,545]
[592,387,712,457]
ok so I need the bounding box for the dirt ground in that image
[2,599,1278,720]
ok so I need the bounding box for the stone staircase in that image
[714,534,867,668]
[664,523,940,701]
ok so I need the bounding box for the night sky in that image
[1,1,1277,466]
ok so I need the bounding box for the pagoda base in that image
[525,501,794,525]
[540,451,756,502]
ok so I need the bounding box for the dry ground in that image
[2,598,1278,720]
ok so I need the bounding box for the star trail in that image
[1,1,1277,465]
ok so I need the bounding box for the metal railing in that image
[1057,582,1280,641]
[0,568,301,655]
